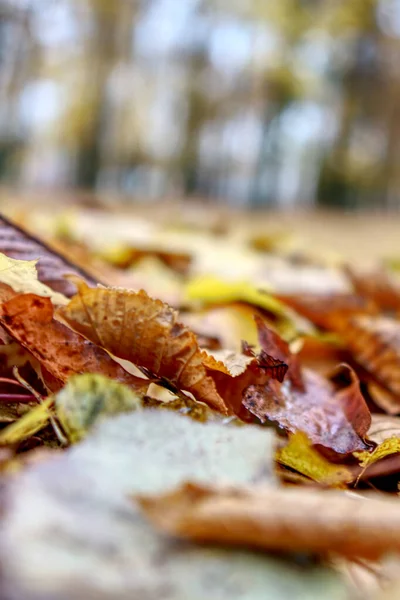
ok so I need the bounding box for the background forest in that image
[0,0,399,209]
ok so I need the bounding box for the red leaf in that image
[243,364,371,454]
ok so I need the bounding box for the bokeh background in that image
[0,0,400,209]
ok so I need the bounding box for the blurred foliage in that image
[0,0,399,208]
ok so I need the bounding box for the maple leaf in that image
[58,279,230,414]
[243,363,371,454]
[0,293,150,393]
[138,482,400,560]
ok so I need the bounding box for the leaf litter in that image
[3,206,400,598]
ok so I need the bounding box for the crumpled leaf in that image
[1,410,348,600]
[254,315,304,388]
[138,482,400,560]
[345,316,400,405]
[0,293,150,393]
[58,280,230,414]
[276,432,353,487]
[0,213,98,297]
[0,253,68,305]
[244,364,371,454]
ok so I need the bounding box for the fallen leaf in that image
[0,397,53,445]
[346,266,400,312]
[276,432,353,487]
[0,213,98,297]
[0,374,144,445]
[1,410,347,600]
[105,256,184,307]
[186,274,285,310]
[243,364,371,454]
[276,293,378,333]
[255,314,304,388]
[201,349,255,377]
[345,316,400,404]
[58,280,230,414]
[181,303,262,352]
[0,253,68,305]
[0,293,150,393]
[296,334,347,375]
[56,373,143,442]
[367,414,400,445]
[138,482,400,560]
[368,381,400,415]
[355,438,400,469]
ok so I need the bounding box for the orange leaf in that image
[58,280,230,414]
[346,266,400,312]
[276,293,377,333]
[345,316,400,405]
[138,482,400,560]
[0,293,150,394]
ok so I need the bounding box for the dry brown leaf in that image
[0,293,150,394]
[58,280,230,414]
[346,266,400,312]
[138,482,400,560]
[243,364,371,454]
[345,316,400,408]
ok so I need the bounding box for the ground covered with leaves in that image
[2,200,400,599]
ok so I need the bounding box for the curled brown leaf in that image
[58,280,230,414]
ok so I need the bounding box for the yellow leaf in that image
[276,432,352,487]
[0,253,68,305]
[355,437,400,469]
[56,373,142,443]
[185,275,285,315]
[0,398,53,445]
[0,374,143,446]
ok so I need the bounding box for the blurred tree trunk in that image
[75,0,136,189]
